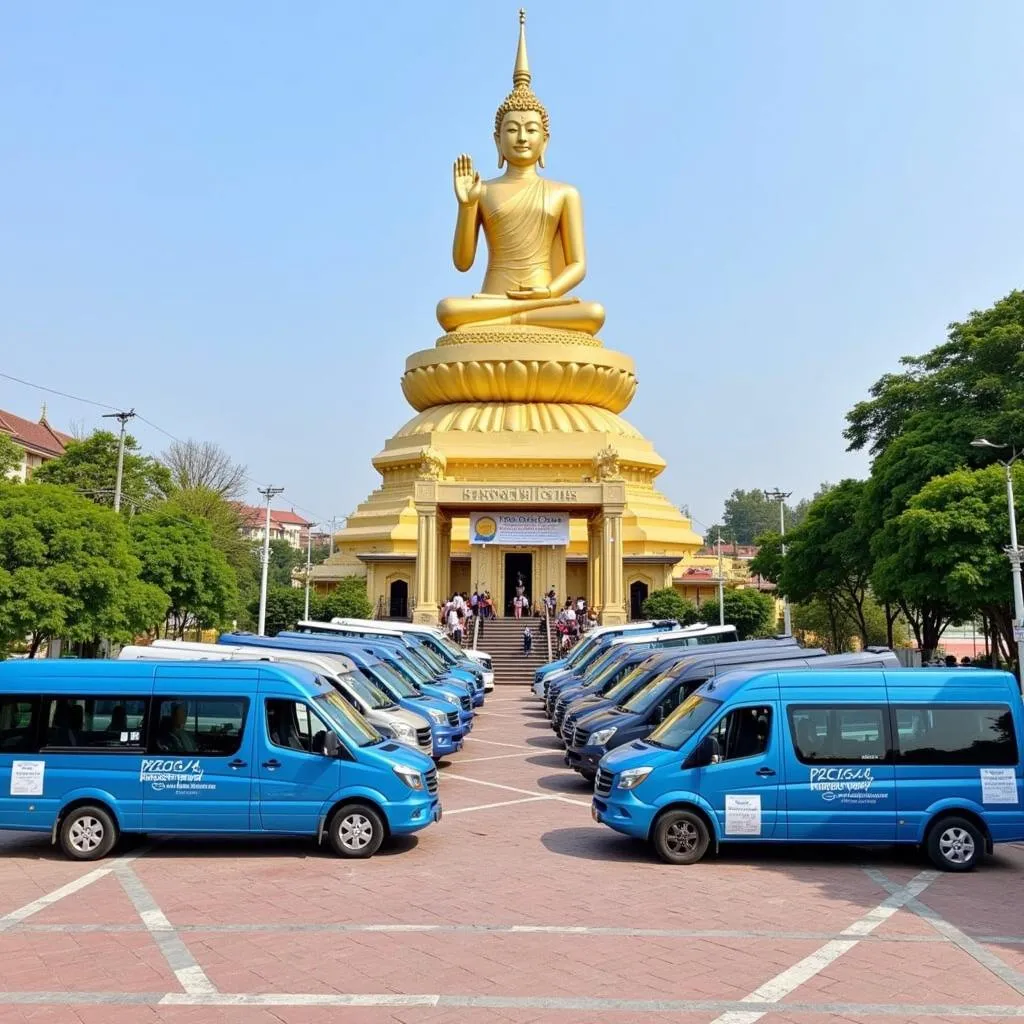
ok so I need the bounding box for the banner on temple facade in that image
[469,511,570,546]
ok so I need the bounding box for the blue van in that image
[0,659,440,861]
[219,635,466,758]
[593,667,1024,871]
[283,635,474,732]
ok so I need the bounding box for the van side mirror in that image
[686,735,720,769]
[323,731,341,758]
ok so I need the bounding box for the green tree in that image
[34,430,172,511]
[256,585,306,635]
[640,588,699,624]
[876,464,1020,665]
[706,487,817,546]
[316,576,373,620]
[130,509,237,638]
[266,539,305,588]
[698,589,775,640]
[0,482,168,656]
[845,290,1024,655]
[0,434,25,478]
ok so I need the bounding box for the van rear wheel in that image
[59,805,118,861]
[328,803,385,859]
[926,816,984,872]
[652,809,710,865]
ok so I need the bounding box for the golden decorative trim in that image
[436,326,602,348]
[395,402,644,438]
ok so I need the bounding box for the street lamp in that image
[764,489,793,635]
[970,438,1024,678]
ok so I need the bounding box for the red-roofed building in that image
[0,406,73,482]
[237,504,314,550]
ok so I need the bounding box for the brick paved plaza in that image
[0,694,1022,1024]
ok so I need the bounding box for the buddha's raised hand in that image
[453,154,482,206]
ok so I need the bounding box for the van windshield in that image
[314,690,380,747]
[427,634,462,664]
[410,643,446,674]
[621,668,680,714]
[648,694,721,749]
[341,671,396,711]
[386,652,430,686]
[565,634,599,667]
[587,655,634,692]
[367,661,419,699]
[601,661,652,700]
[582,648,625,682]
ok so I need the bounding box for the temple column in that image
[413,502,439,624]
[600,504,627,625]
[437,514,452,607]
[587,516,603,612]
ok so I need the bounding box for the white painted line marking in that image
[445,796,551,816]
[708,869,939,1024]
[463,738,535,750]
[448,752,535,764]
[0,868,111,931]
[442,771,591,807]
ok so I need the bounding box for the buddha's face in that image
[496,110,547,167]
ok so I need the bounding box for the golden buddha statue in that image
[436,10,605,336]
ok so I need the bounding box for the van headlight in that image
[393,765,424,790]
[617,767,653,790]
[427,709,446,725]
[442,693,460,705]
[392,722,415,742]
[589,726,617,746]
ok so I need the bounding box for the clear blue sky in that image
[3,1,1024,534]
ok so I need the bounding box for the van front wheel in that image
[926,816,984,872]
[59,805,118,861]
[328,804,385,859]
[652,809,710,865]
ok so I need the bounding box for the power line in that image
[2,367,329,522]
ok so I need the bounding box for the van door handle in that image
[756,767,776,777]
[229,759,247,769]
[262,759,281,770]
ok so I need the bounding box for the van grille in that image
[572,725,588,749]
[416,727,431,748]
[459,695,471,711]
[425,768,438,795]
[595,768,613,797]
[446,711,459,727]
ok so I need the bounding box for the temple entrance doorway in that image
[629,580,649,620]
[389,579,409,619]
[504,552,533,616]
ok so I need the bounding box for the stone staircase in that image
[465,615,554,686]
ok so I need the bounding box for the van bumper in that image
[565,743,604,776]
[591,794,655,840]
[389,797,443,835]
[431,726,465,757]
[472,690,485,708]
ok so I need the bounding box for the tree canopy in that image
[0,482,167,656]
[162,439,247,499]
[0,434,25,478]
[34,430,171,511]
[130,508,237,637]
[640,588,699,625]
[698,589,776,640]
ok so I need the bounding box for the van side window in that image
[894,705,1018,766]
[0,698,40,753]
[151,698,247,756]
[41,697,148,751]
[708,706,772,761]
[266,699,330,755]
[788,706,889,763]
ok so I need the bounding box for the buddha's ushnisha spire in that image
[513,9,530,88]
[494,8,549,136]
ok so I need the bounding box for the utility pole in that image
[765,489,793,635]
[257,485,285,636]
[101,409,136,512]
[716,528,725,626]
[327,516,340,556]
[303,521,315,621]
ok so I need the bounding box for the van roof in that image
[0,657,325,693]
[695,665,1019,703]
[223,633,386,671]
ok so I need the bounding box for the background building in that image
[0,406,71,481]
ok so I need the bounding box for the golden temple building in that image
[317,11,704,624]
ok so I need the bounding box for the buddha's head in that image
[494,10,549,169]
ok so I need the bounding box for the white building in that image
[237,505,314,550]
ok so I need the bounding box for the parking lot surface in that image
[0,693,1022,1023]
